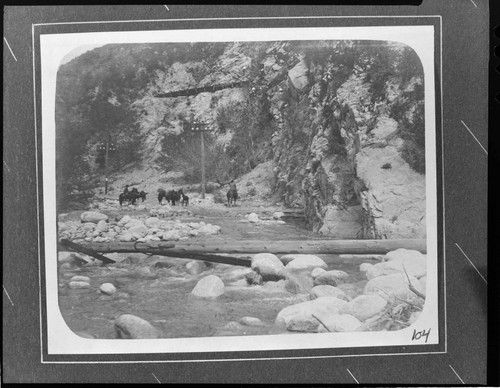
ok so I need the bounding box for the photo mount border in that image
[32,14,445,364]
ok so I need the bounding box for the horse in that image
[119,188,141,206]
[138,190,147,202]
[157,188,181,205]
[179,189,189,206]
[227,186,238,207]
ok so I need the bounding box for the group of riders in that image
[119,179,238,207]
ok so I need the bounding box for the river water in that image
[58,254,374,339]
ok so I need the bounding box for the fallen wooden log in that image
[73,239,426,255]
[59,239,116,264]
[150,251,251,267]
[170,239,427,255]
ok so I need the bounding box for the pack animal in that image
[138,190,147,202]
[119,187,142,206]
[179,189,189,206]
[157,188,181,206]
[227,185,238,207]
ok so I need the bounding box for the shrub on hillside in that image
[401,139,425,174]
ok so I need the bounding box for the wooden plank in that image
[73,239,426,255]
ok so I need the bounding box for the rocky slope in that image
[57,40,426,239]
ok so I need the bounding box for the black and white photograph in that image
[4,3,492,384]
[39,24,441,357]
[34,22,444,354]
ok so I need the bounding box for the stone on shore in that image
[145,217,161,229]
[80,211,108,224]
[114,314,160,339]
[95,220,109,233]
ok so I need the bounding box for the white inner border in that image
[39,25,439,356]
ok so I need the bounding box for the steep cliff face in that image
[257,41,426,239]
[57,40,426,239]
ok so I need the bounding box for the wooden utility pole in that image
[192,120,214,199]
[99,127,115,195]
[200,129,206,199]
[104,129,109,195]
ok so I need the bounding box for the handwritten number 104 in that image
[412,328,431,343]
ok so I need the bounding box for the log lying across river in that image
[71,239,427,256]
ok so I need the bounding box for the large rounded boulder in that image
[191,275,225,298]
[281,254,328,270]
[251,253,286,281]
[114,314,160,339]
[80,211,108,224]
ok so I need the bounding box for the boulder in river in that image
[284,270,314,294]
[316,314,362,333]
[364,273,423,301]
[282,254,328,270]
[70,275,90,283]
[273,211,285,219]
[186,260,207,275]
[275,296,348,329]
[251,253,286,281]
[340,294,388,321]
[114,314,160,339]
[313,270,350,287]
[247,213,260,223]
[310,285,348,301]
[191,275,225,298]
[239,316,266,326]
[245,271,264,285]
[359,263,374,273]
[382,248,427,279]
[311,267,327,279]
[100,283,116,295]
[74,331,97,339]
[80,211,108,224]
[69,281,90,289]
